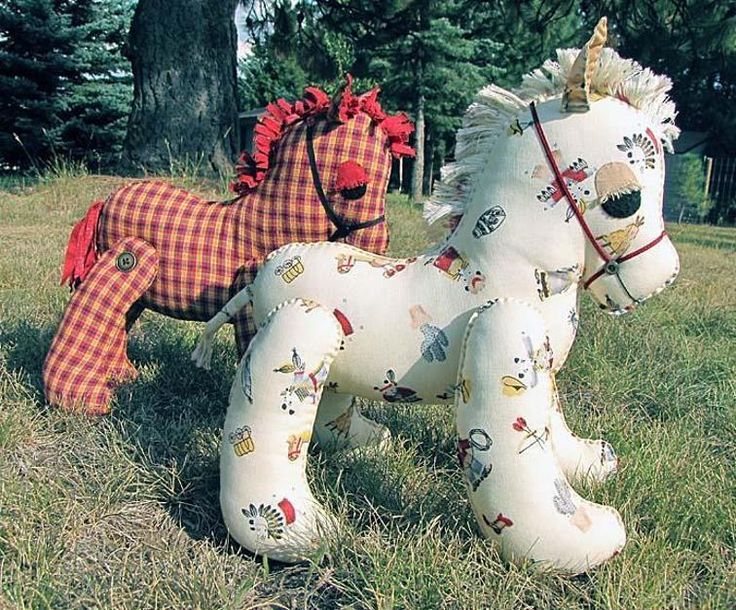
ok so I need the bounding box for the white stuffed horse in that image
[193,18,681,573]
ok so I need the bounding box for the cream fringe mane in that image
[424,47,680,224]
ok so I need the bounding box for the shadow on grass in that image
[0,316,473,563]
[0,319,52,401]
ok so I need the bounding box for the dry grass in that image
[1,175,734,609]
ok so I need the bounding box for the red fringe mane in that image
[231,75,415,195]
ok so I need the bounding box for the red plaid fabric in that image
[43,237,159,414]
[44,112,393,413]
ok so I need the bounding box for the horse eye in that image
[340,184,367,200]
[601,190,641,218]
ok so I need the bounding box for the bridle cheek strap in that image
[582,229,667,289]
[306,123,385,242]
[529,101,667,292]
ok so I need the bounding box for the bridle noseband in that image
[306,122,385,242]
[529,102,667,303]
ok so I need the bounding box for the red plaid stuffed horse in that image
[43,75,414,414]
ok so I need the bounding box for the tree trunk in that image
[423,130,434,196]
[121,0,239,176]
[410,91,425,202]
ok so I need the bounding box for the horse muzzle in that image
[584,232,680,314]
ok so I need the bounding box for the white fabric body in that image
[216,92,680,572]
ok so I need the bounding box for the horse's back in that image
[99,181,213,249]
[98,180,245,319]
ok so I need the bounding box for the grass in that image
[1,175,734,609]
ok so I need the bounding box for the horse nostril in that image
[601,190,641,218]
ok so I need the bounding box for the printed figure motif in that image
[502,333,553,396]
[275,348,329,414]
[617,132,657,170]
[230,426,255,457]
[552,478,577,515]
[335,253,417,278]
[409,305,449,363]
[552,479,593,532]
[457,428,494,491]
[432,246,469,281]
[472,205,507,238]
[464,271,487,294]
[241,354,253,403]
[512,417,550,454]
[600,441,618,470]
[241,501,293,540]
[326,405,354,438]
[535,265,581,300]
[374,369,422,403]
[275,256,305,283]
[287,432,311,461]
[436,377,472,402]
[333,308,354,351]
[532,154,597,220]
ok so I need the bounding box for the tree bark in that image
[121,0,239,176]
[410,91,425,202]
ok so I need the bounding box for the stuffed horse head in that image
[231,74,415,252]
[427,17,680,320]
[558,17,680,312]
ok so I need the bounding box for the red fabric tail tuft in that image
[60,200,104,288]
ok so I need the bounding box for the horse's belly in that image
[252,244,469,404]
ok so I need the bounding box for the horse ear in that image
[561,17,607,113]
[328,74,354,123]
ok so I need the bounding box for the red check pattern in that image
[43,238,159,414]
[44,111,394,413]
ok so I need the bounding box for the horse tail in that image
[60,199,105,288]
[191,285,254,370]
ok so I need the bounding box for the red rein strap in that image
[529,102,611,263]
[529,102,667,291]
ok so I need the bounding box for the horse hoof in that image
[565,439,620,485]
[224,493,338,563]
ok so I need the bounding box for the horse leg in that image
[220,298,342,562]
[43,238,158,415]
[107,301,146,384]
[313,393,391,450]
[547,386,619,484]
[232,264,257,358]
[233,305,256,359]
[455,299,625,573]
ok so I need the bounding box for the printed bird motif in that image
[596,215,644,256]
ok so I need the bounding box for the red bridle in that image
[529,102,667,298]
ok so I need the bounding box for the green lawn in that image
[1,175,734,609]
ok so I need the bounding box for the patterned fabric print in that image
[617,132,656,170]
[95,116,390,336]
[46,103,396,413]
[43,237,159,413]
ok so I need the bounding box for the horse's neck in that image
[441,130,586,275]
